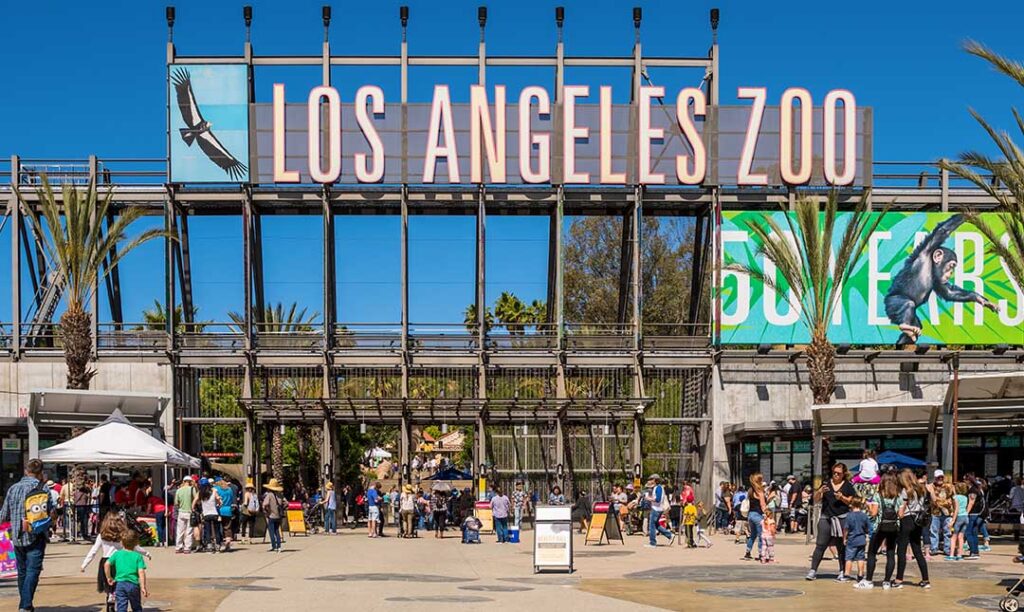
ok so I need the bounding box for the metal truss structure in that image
[0,6,1017,493]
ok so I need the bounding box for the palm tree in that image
[15,176,168,389]
[940,41,1024,292]
[230,302,320,483]
[726,192,887,404]
[463,303,493,334]
[138,299,207,333]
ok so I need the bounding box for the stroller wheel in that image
[1001,596,1020,612]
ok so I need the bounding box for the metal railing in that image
[642,323,712,350]
[97,323,168,351]
[486,323,559,351]
[253,322,324,351]
[0,157,1001,193]
[565,323,636,351]
[334,323,402,350]
[176,323,244,351]
[409,323,480,351]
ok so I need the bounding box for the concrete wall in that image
[708,358,1024,486]
[0,360,174,436]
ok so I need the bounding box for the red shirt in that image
[149,495,166,514]
[114,488,128,505]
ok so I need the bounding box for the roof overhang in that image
[724,420,811,443]
[811,401,941,436]
[29,389,170,430]
[943,371,1024,431]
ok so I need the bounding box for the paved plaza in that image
[4,527,1022,611]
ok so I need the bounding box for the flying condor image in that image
[171,67,248,181]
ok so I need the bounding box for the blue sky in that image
[1,1,1023,325]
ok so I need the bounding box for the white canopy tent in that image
[40,409,199,468]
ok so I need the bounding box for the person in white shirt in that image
[81,513,151,603]
[853,449,881,485]
[781,475,793,534]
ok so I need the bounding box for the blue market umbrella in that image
[851,450,925,471]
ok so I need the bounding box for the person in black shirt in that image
[807,462,857,581]
[964,473,985,559]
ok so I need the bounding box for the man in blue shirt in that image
[644,474,674,547]
[0,458,51,612]
[366,482,381,538]
[846,497,871,588]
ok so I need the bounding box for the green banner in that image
[720,212,1024,345]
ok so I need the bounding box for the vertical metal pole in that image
[165,190,177,351]
[555,186,564,348]
[242,190,254,351]
[322,187,334,351]
[400,186,409,349]
[632,186,642,348]
[940,159,949,212]
[401,16,409,184]
[478,13,486,88]
[952,354,960,479]
[10,155,21,358]
[88,155,99,356]
[477,187,486,350]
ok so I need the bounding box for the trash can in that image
[508,526,520,543]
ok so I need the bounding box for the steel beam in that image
[251,202,265,323]
[176,205,195,324]
[242,189,254,351]
[322,187,335,350]
[89,156,98,356]
[9,156,20,356]
[164,187,176,349]
[101,211,124,326]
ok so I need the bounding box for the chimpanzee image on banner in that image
[719,211,1024,346]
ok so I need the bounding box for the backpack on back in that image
[24,486,53,537]
[878,497,899,533]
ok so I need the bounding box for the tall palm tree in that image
[230,302,320,483]
[940,41,1024,293]
[138,299,207,333]
[726,192,887,404]
[15,176,168,389]
[463,303,493,334]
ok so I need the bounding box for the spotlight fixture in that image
[756,343,771,355]
[710,7,720,31]
[555,6,564,28]
[322,5,331,28]
[632,6,642,29]
[400,5,409,27]
[914,343,931,355]
[166,6,175,28]
[478,6,487,28]
[993,343,1010,355]
[243,5,252,27]
[836,343,851,355]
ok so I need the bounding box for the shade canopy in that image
[811,401,941,436]
[39,409,199,468]
[425,466,473,480]
[943,371,1024,431]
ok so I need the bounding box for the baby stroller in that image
[461,516,481,544]
[1003,547,1024,611]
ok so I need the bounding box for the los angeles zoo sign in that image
[168,64,870,186]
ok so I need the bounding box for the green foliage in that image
[423,425,442,440]
[941,41,1024,294]
[198,378,244,455]
[564,216,696,324]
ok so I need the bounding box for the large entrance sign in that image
[167,67,871,187]
[720,212,1024,346]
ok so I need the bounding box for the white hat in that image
[933,469,944,479]
[182,475,194,482]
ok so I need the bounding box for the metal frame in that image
[1,7,1019,498]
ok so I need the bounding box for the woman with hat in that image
[240,480,259,544]
[262,478,285,552]
[399,484,416,538]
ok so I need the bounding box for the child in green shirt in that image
[105,530,149,612]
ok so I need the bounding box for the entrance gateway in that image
[2,6,1020,504]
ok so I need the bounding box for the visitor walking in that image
[744,472,768,561]
[965,473,985,560]
[400,485,416,538]
[367,481,382,538]
[198,478,224,553]
[644,474,674,548]
[0,458,51,612]
[513,482,528,528]
[895,468,931,588]
[433,490,449,538]
[81,513,152,607]
[173,476,197,553]
[806,462,856,581]
[262,478,285,552]
[491,487,511,543]
[240,481,259,544]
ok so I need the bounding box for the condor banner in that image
[168,64,250,183]
[720,212,1024,346]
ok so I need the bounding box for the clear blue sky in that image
[1,1,1023,325]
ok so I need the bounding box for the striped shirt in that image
[0,476,43,546]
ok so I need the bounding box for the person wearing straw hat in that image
[324,482,338,534]
[240,480,259,544]
[399,485,416,538]
[262,479,285,552]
